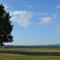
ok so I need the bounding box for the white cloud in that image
[10,10,32,27]
[38,16,53,24]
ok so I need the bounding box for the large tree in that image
[0,4,13,46]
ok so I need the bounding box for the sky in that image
[0,0,60,45]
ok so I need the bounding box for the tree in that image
[0,4,13,46]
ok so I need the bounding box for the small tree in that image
[0,4,13,46]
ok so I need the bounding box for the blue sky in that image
[0,0,60,45]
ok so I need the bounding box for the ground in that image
[0,48,60,60]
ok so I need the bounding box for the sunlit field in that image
[0,48,60,52]
[0,48,60,60]
[0,53,60,60]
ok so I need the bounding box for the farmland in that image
[0,53,60,60]
[0,47,60,60]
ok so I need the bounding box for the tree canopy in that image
[0,4,13,46]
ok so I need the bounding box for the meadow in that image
[0,53,60,60]
[0,48,60,60]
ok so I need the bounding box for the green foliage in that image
[0,4,13,46]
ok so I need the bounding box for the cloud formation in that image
[10,10,53,28]
[38,16,53,24]
[10,10,32,27]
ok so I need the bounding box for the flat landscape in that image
[0,53,60,60]
[0,0,60,60]
[0,47,60,60]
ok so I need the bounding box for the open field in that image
[0,48,60,52]
[0,48,60,60]
[0,53,60,60]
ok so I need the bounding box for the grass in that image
[0,48,60,60]
[0,48,60,52]
[0,53,60,60]
[0,47,60,51]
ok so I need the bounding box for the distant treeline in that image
[4,45,60,48]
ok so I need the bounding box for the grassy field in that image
[0,53,60,60]
[0,48,60,52]
[0,48,60,60]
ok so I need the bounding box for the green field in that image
[0,48,60,52]
[0,48,60,60]
[0,53,60,60]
